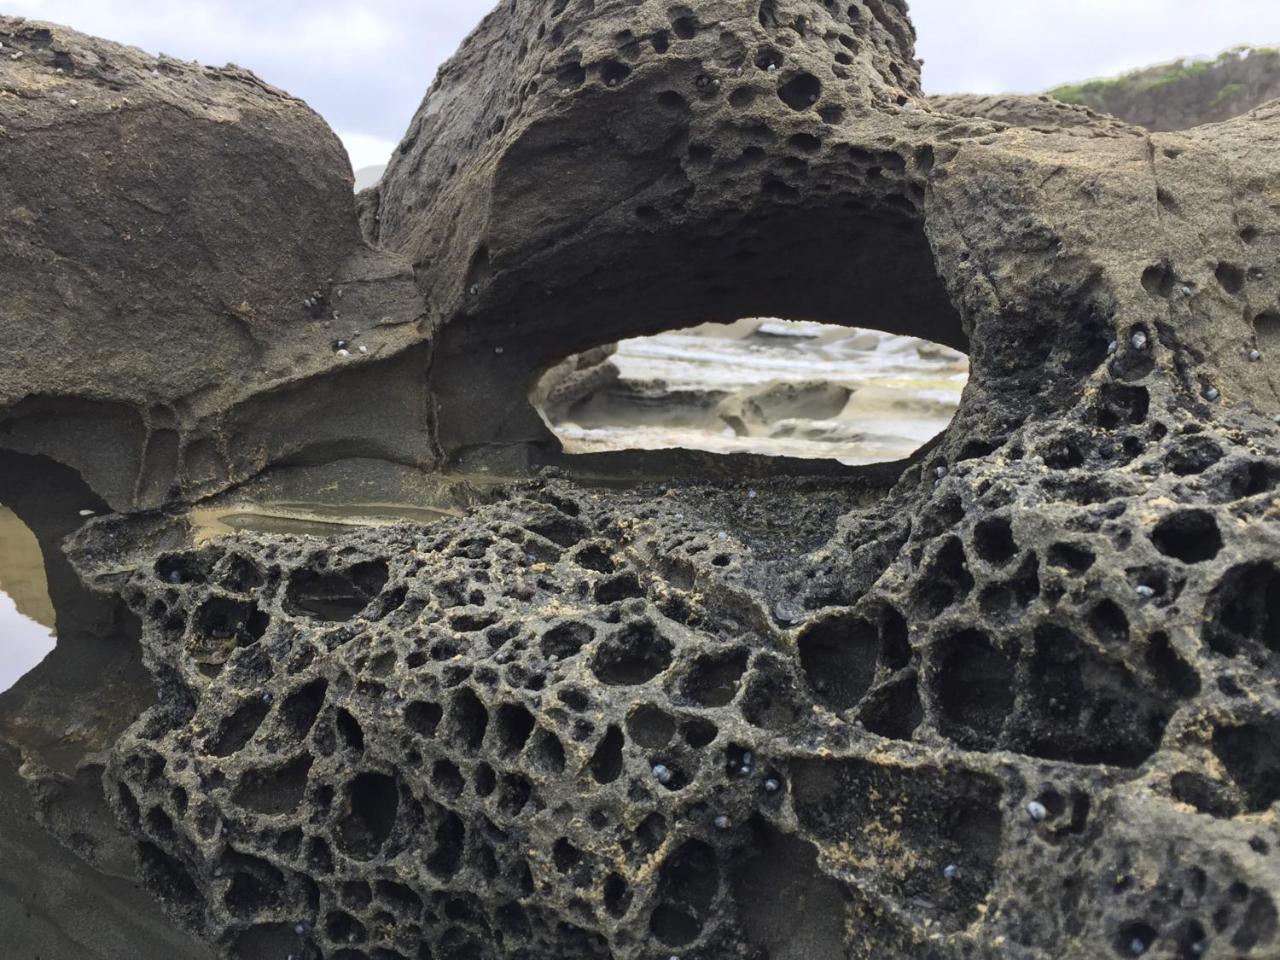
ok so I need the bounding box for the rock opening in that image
[533,319,968,465]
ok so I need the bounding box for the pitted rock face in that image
[82,398,1280,959]
[379,0,924,263]
[928,92,1144,133]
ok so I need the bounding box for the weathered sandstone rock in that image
[374,0,962,462]
[4,1,1280,958]
[929,91,1143,133]
[0,17,431,510]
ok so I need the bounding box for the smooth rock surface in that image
[0,17,431,510]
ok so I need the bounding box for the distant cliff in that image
[1048,45,1280,131]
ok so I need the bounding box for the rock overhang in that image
[0,17,432,510]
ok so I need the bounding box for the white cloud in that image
[912,0,1280,94]
[339,131,397,172]
[6,0,1280,145]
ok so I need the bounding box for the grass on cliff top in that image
[1212,82,1245,106]
[1049,44,1279,105]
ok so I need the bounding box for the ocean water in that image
[549,319,969,464]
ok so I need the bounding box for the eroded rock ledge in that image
[3,0,1280,958]
[0,17,431,510]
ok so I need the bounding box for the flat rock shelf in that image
[536,319,969,464]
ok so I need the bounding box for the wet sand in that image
[187,501,462,543]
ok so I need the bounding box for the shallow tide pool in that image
[0,506,56,693]
[0,500,458,695]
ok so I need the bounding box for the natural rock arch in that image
[432,190,967,459]
[373,0,969,464]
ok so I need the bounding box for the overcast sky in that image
[5,1,1280,170]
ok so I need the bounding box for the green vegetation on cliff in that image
[1213,82,1245,107]
[1049,45,1278,104]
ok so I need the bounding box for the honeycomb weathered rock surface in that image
[78,406,1280,959]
